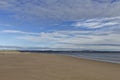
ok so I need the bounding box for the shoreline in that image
[61,54,120,64]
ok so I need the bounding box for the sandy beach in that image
[0,52,120,80]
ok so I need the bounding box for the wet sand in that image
[0,52,120,80]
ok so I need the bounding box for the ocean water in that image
[52,52,120,64]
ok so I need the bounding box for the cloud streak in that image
[1,30,40,35]
[72,16,120,28]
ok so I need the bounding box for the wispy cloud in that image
[1,30,40,35]
[72,16,120,28]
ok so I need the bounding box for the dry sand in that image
[0,52,120,80]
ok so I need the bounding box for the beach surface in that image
[0,52,120,80]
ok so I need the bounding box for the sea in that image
[46,52,120,64]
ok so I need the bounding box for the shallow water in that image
[49,52,120,64]
[70,53,120,64]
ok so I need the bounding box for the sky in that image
[0,0,120,51]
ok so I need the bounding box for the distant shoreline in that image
[0,50,120,53]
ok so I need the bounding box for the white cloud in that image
[1,30,40,35]
[72,16,120,28]
[74,22,101,28]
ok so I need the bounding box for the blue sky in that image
[0,0,120,51]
